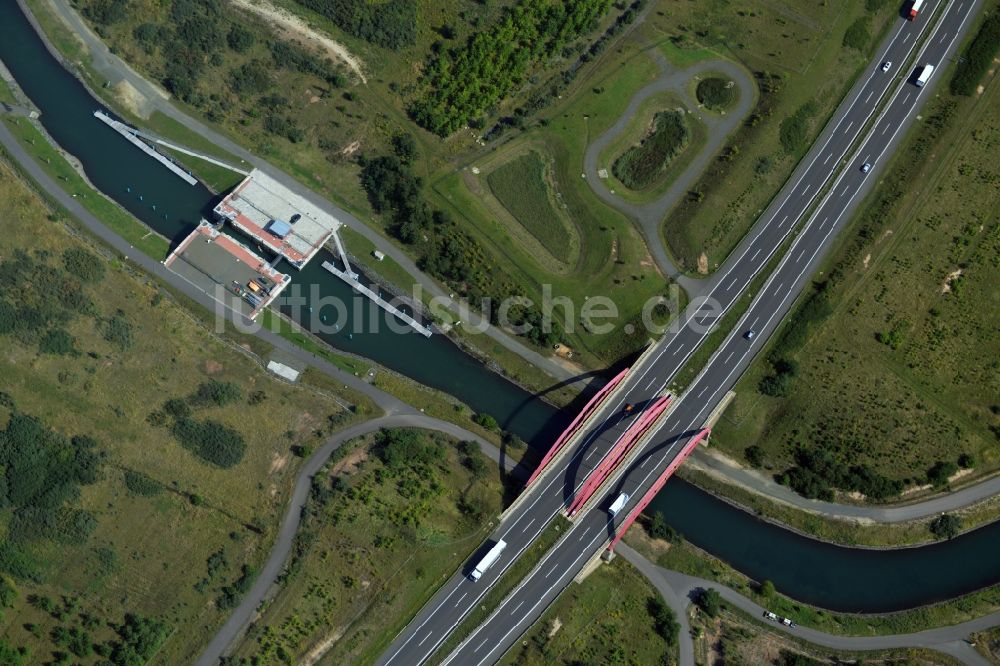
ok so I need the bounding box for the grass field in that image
[229,428,505,665]
[710,56,1000,494]
[637,0,900,273]
[0,161,366,663]
[500,559,679,666]
[487,150,573,263]
[2,115,170,260]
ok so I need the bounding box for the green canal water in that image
[2,2,997,614]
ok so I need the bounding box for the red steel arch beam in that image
[567,395,672,517]
[525,367,630,487]
[607,428,711,552]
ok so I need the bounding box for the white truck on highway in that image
[916,64,935,87]
[608,492,630,517]
[908,0,925,20]
[470,540,507,581]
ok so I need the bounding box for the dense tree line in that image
[481,0,648,142]
[292,0,416,50]
[777,447,903,501]
[950,12,1000,95]
[359,154,562,348]
[410,0,613,136]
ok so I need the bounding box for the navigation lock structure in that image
[3,0,997,663]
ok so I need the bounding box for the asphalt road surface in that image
[379,1,982,663]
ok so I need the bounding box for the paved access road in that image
[380,0,983,663]
[619,543,999,666]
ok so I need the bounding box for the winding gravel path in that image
[618,543,998,666]
[195,414,526,666]
[583,52,756,295]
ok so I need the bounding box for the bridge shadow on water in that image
[558,396,661,509]
[599,428,701,542]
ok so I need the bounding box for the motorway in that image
[378,0,983,663]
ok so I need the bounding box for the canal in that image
[2,2,998,614]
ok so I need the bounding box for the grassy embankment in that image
[500,558,680,666]
[680,465,1000,548]
[710,27,1000,497]
[0,160,367,663]
[683,590,962,665]
[638,0,900,273]
[22,0,246,194]
[626,528,1000,638]
[229,428,505,664]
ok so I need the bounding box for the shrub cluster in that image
[0,400,104,572]
[778,447,903,501]
[292,0,416,50]
[696,77,735,110]
[779,100,819,154]
[950,13,1000,95]
[612,110,691,190]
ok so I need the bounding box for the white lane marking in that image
[939,31,948,43]
[820,216,829,229]
[404,12,956,665]
[724,351,734,364]
[865,90,874,103]
[511,600,525,615]
[801,183,811,197]
[453,11,968,665]
[903,91,911,104]
[904,31,911,43]
[823,153,833,165]
[697,386,708,398]
[521,517,536,534]
[418,631,433,647]
[882,123,891,135]
[958,2,964,10]
[840,185,850,197]
[779,214,789,227]
[774,283,784,294]
[646,378,657,390]
[726,277,739,290]
[469,530,606,666]
[640,458,650,469]
[844,120,854,134]
[474,638,489,653]
[750,248,762,261]
[545,564,559,579]
[796,249,806,263]
[672,346,683,357]
[455,592,468,607]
